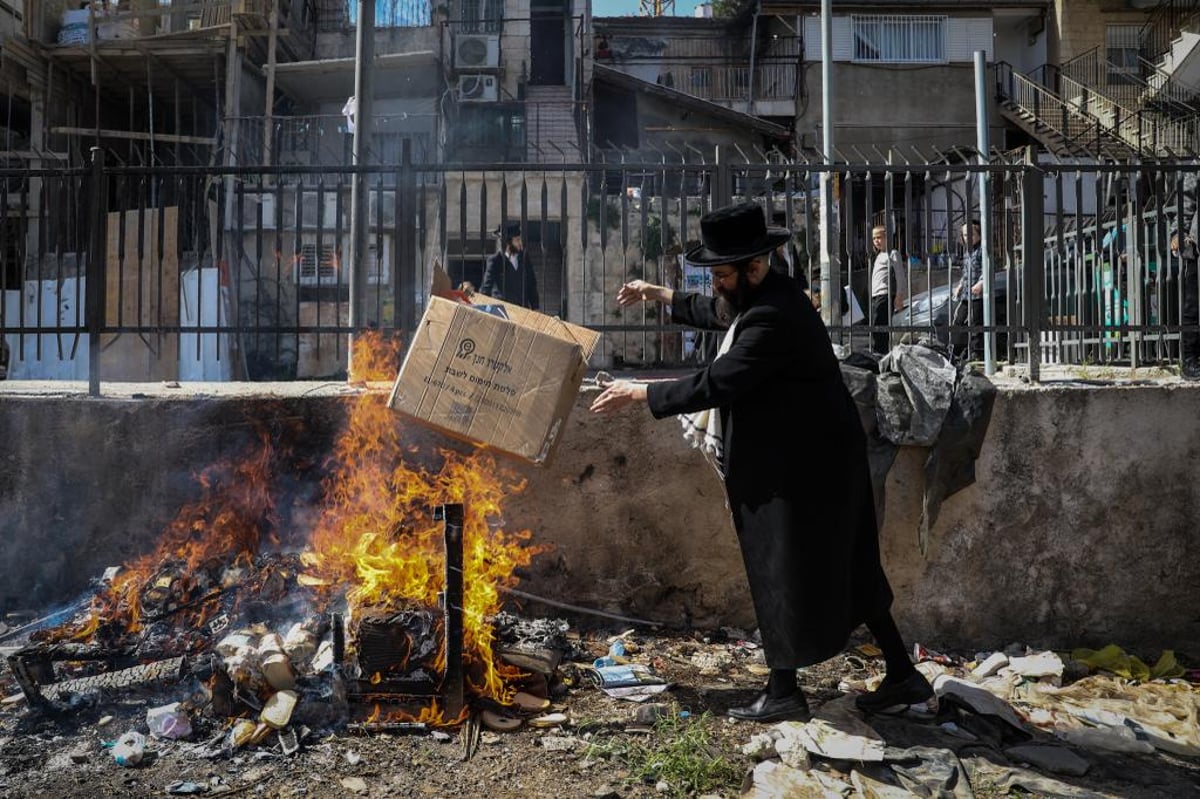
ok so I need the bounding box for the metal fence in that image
[2,147,1198,386]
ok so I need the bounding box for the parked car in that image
[890,270,1010,351]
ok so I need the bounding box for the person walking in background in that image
[480,222,540,310]
[1174,170,1199,380]
[590,203,933,723]
[769,210,809,291]
[869,225,907,354]
[951,220,984,362]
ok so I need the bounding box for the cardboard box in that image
[388,294,599,465]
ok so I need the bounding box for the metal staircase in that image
[1052,56,1199,156]
[996,4,1200,161]
[994,62,1138,160]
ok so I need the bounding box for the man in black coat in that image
[592,203,932,722]
[480,221,540,310]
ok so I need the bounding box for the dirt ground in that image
[2,628,1199,799]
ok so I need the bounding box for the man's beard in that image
[714,274,763,321]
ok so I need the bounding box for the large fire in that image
[34,330,543,723]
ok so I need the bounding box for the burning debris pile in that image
[0,332,563,756]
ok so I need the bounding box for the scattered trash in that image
[165,781,206,795]
[344,750,362,766]
[1071,645,1185,681]
[1003,743,1090,777]
[147,702,193,740]
[970,652,1009,680]
[1007,651,1064,680]
[109,731,146,768]
[1056,724,1154,754]
[529,712,568,728]
[586,664,670,702]
[260,689,298,729]
[913,643,958,666]
[512,691,551,712]
[278,727,300,757]
[480,710,522,732]
[225,719,257,751]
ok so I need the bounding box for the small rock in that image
[655,781,670,793]
[68,742,92,764]
[741,732,777,760]
[97,716,114,727]
[431,730,452,743]
[344,750,362,766]
[592,784,620,799]
[480,732,501,745]
[773,734,811,770]
[340,776,369,794]
[539,735,578,752]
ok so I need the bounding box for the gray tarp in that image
[840,344,997,554]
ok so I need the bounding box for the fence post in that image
[1021,146,1043,382]
[712,144,733,209]
[86,147,107,397]
[396,138,417,333]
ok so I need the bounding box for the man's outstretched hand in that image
[590,380,648,415]
[617,280,670,307]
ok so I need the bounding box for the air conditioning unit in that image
[294,235,390,286]
[458,74,498,103]
[245,192,278,229]
[454,34,500,70]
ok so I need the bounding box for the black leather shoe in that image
[728,691,811,723]
[855,671,935,715]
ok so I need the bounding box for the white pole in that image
[975,50,994,375]
[819,0,840,327]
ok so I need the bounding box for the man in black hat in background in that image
[591,202,932,722]
[480,221,540,310]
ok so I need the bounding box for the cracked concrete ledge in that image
[1,377,1198,656]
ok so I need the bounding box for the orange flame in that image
[39,331,544,725]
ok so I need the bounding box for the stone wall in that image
[1,379,1198,655]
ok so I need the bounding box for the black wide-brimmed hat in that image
[684,203,791,266]
[494,221,522,239]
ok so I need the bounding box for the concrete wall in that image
[799,64,1004,154]
[2,380,1198,655]
[1053,0,1146,65]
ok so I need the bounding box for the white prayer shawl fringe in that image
[680,316,740,478]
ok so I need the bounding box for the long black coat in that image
[480,250,540,310]
[646,270,893,668]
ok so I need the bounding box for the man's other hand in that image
[590,381,648,414]
[617,280,662,307]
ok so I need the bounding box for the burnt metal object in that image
[440,503,465,718]
[354,607,441,685]
[342,503,465,721]
[347,721,429,735]
[6,648,187,704]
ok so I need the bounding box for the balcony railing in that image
[229,115,437,175]
[650,62,796,103]
[44,0,298,45]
